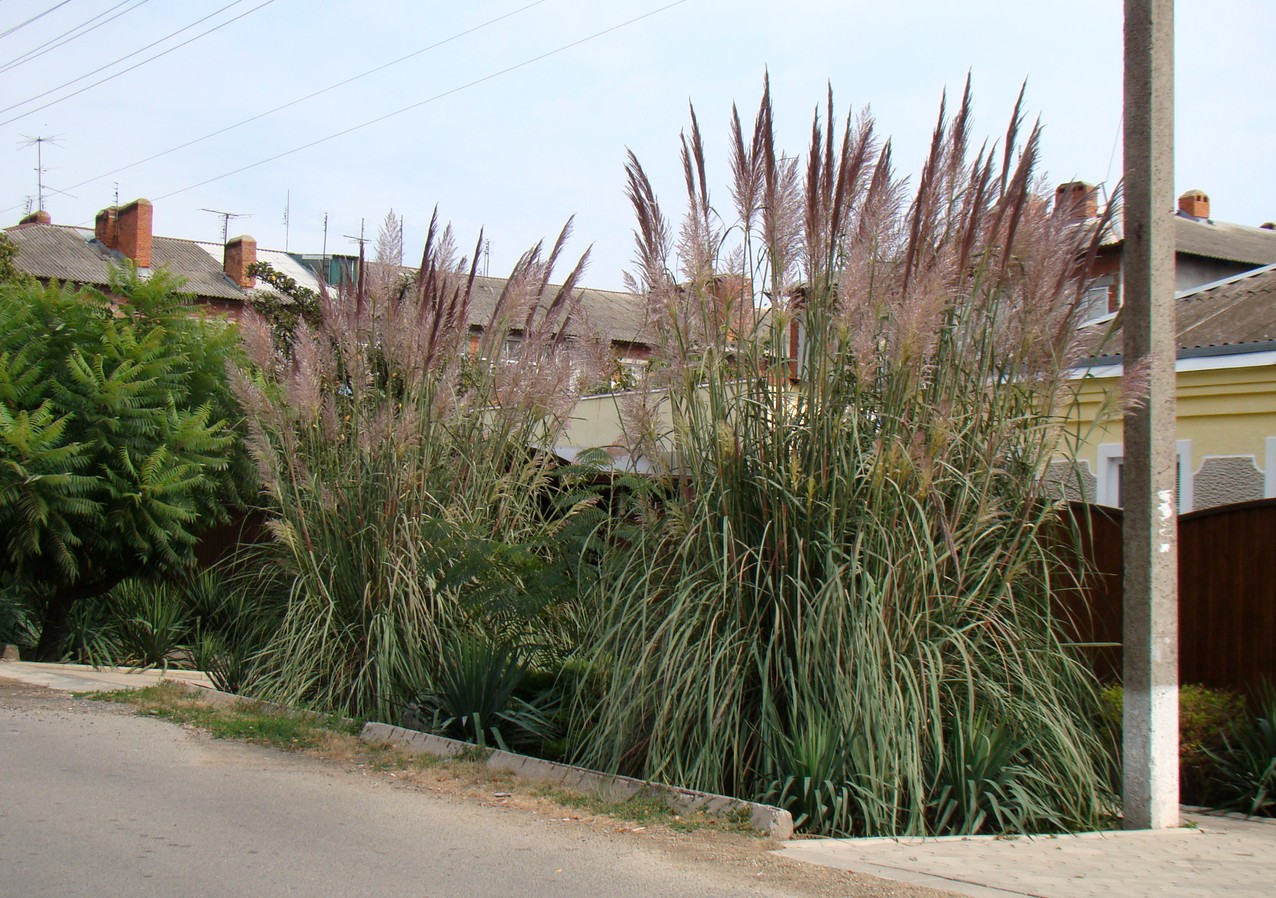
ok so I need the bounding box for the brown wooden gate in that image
[1068,499,1276,693]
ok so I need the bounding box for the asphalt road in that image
[1,684,945,898]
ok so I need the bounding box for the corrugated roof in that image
[7,223,656,347]
[1076,264,1276,361]
[4,223,114,285]
[1098,214,1276,265]
[464,274,654,345]
[150,237,243,300]
[192,240,323,298]
[5,223,246,301]
[1174,216,1276,265]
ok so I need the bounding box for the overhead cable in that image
[1,1,152,76]
[0,0,75,42]
[55,0,550,195]
[0,0,276,123]
[155,0,691,200]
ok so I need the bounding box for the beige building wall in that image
[1053,357,1276,510]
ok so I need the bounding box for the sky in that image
[2,0,1273,291]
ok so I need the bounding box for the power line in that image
[154,0,691,202]
[50,0,550,197]
[0,1,151,76]
[0,0,74,41]
[0,0,276,124]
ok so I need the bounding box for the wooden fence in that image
[1067,499,1276,694]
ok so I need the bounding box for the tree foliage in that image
[0,269,250,658]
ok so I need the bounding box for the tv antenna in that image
[344,218,368,297]
[343,217,368,253]
[201,208,250,244]
[18,134,62,213]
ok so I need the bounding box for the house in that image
[1057,182,1276,324]
[1053,262,1276,511]
[4,199,321,314]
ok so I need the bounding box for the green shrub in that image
[0,584,37,650]
[402,633,555,752]
[1098,682,1245,804]
[0,269,251,659]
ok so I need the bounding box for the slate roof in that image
[5,222,249,302]
[459,274,654,346]
[1099,214,1276,266]
[6,222,655,348]
[1076,263,1276,362]
[1174,216,1276,265]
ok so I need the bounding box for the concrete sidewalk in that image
[0,659,213,693]
[776,811,1276,897]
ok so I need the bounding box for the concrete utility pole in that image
[1122,0,1179,830]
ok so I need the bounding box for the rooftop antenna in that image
[483,238,490,277]
[321,212,329,267]
[18,134,62,212]
[201,208,250,244]
[282,189,291,253]
[344,218,367,297]
[343,218,369,253]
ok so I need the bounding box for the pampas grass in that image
[235,211,601,720]
[573,76,1115,836]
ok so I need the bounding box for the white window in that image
[1096,440,1192,512]
[1079,275,1115,324]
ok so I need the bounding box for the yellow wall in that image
[1064,361,1276,505]
[560,390,672,452]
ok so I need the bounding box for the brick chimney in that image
[1054,181,1098,222]
[17,209,51,227]
[223,235,257,288]
[1178,189,1210,219]
[115,198,153,268]
[94,207,117,247]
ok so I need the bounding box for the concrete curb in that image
[172,681,359,729]
[361,721,794,840]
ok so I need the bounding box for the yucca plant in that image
[402,631,555,751]
[235,211,604,720]
[1208,683,1276,817]
[111,579,193,670]
[572,76,1115,836]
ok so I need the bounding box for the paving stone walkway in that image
[0,659,212,693]
[776,812,1275,897]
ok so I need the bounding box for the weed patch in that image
[534,787,759,836]
[89,682,357,752]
